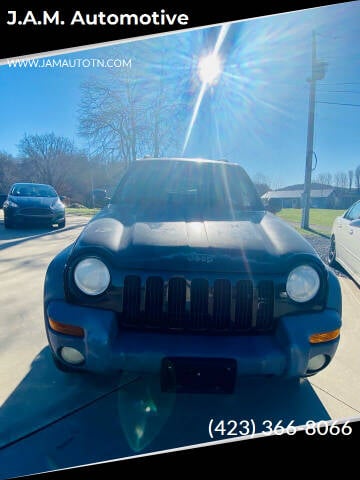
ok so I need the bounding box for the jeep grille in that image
[119,275,274,334]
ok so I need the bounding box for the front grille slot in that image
[20,208,52,216]
[257,281,274,330]
[145,276,163,326]
[213,279,231,330]
[190,279,209,331]
[235,280,253,331]
[123,275,141,325]
[168,277,186,329]
[119,275,275,335]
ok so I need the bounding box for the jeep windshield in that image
[110,160,264,220]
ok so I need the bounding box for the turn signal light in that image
[49,318,84,338]
[309,329,340,344]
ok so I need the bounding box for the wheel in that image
[328,235,338,267]
[4,216,13,229]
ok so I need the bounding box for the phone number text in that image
[208,419,353,438]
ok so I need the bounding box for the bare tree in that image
[78,75,140,166]
[14,134,129,205]
[355,165,360,192]
[334,171,348,189]
[348,170,354,191]
[0,151,18,192]
[18,133,76,193]
[252,172,271,195]
[78,41,188,165]
[315,172,333,186]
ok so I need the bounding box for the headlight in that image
[4,200,18,208]
[286,265,320,303]
[51,199,64,210]
[74,258,110,296]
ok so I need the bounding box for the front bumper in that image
[5,208,65,225]
[45,300,341,379]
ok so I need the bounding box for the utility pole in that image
[301,31,327,229]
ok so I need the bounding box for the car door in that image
[334,208,351,264]
[346,207,360,284]
[338,201,360,276]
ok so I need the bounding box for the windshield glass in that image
[11,184,58,198]
[111,160,264,220]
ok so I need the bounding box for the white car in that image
[328,200,360,286]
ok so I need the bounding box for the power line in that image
[318,82,360,86]
[316,100,360,107]
[316,90,360,94]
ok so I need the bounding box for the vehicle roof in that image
[11,182,55,187]
[136,157,240,167]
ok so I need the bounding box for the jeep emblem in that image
[187,253,214,263]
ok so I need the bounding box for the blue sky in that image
[1,1,360,188]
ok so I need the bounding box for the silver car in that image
[328,200,360,286]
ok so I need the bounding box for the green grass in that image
[277,208,345,226]
[66,207,100,216]
[277,208,345,238]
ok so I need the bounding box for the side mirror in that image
[263,199,281,214]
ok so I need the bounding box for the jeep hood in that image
[70,209,319,274]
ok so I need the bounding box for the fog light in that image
[307,354,328,373]
[60,347,85,365]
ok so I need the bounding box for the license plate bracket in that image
[161,357,237,394]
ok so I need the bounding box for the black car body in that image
[3,182,66,229]
[0,194,7,209]
[44,158,341,390]
[91,188,110,208]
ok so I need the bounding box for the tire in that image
[328,235,338,267]
[4,216,13,229]
[57,219,66,229]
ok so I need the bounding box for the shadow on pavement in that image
[0,347,331,479]
[0,348,140,449]
[305,227,330,239]
[0,221,88,251]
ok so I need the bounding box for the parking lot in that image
[0,212,360,478]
